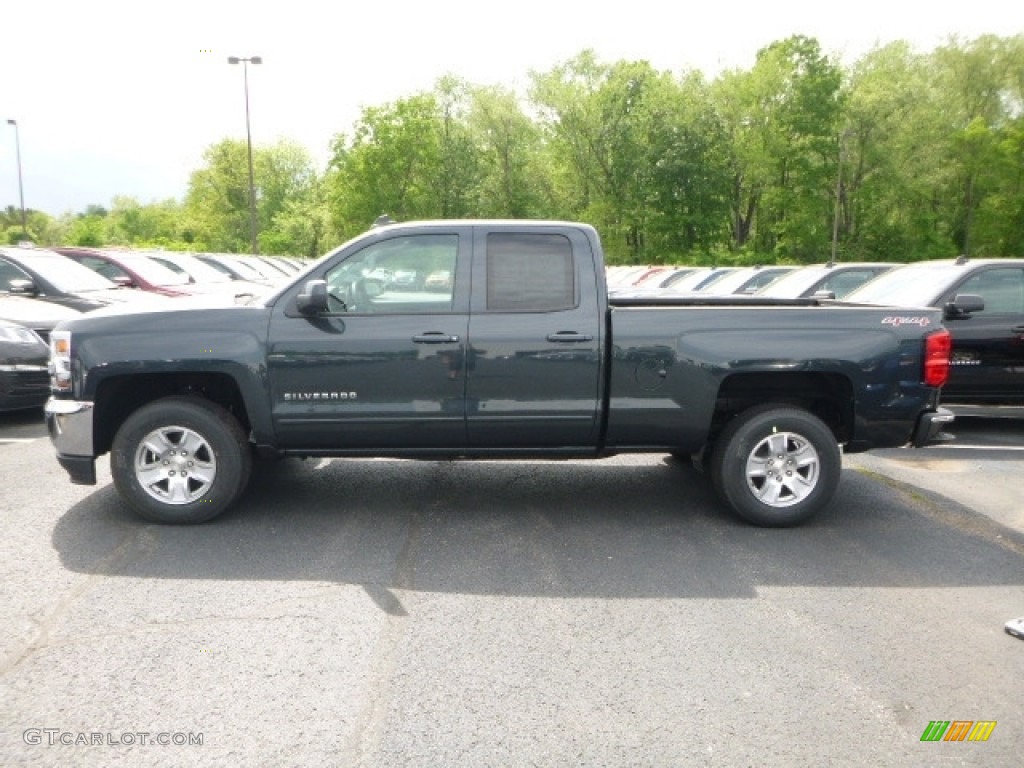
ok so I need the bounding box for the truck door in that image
[465,227,603,448]
[267,229,471,449]
[941,265,1024,403]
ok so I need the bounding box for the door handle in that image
[546,331,594,343]
[412,332,460,344]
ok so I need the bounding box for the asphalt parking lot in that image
[1,407,1022,767]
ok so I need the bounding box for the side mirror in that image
[111,275,135,288]
[811,289,836,300]
[296,279,329,314]
[944,293,984,319]
[8,278,37,295]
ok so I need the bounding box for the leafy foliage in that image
[8,35,1023,264]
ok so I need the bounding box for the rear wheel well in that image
[93,373,251,456]
[709,372,853,446]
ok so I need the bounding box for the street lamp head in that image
[250,56,262,65]
[227,56,262,65]
[6,119,16,126]
[227,56,240,64]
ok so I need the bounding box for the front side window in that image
[80,256,128,281]
[486,233,575,312]
[324,234,458,313]
[956,268,1024,314]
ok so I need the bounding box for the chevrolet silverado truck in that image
[45,219,954,527]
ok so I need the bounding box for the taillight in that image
[923,329,951,388]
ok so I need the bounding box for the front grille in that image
[0,369,50,408]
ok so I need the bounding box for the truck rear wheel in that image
[111,396,252,524]
[709,405,840,527]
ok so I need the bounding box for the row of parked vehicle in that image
[606,261,898,299]
[608,257,1024,406]
[3,244,1022,413]
[0,244,308,412]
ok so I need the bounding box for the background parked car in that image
[0,246,165,313]
[617,267,703,294]
[605,266,652,292]
[0,294,81,344]
[0,318,50,412]
[694,265,795,296]
[58,247,262,301]
[145,251,268,298]
[197,253,289,287]
[612,267,725,298]
[756,263,895,299]
[56,247,196,297]
[845,257,1024,405]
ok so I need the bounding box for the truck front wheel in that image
[709,405,840,527]
[111,396,252,524]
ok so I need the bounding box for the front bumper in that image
[911,406,956,447]
[45,398,97,485]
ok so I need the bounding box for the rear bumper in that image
[911,406,956,447]
[45,398,97,485]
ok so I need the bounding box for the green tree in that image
[841,42,950,260]
[932,35,1024,256]
[326,93,447,237]
[66,212,108,247]
[644,71,733,259]
[467,84,548,218]
[749,36,843,261]
[105,196,188,248]
[184,138,317,253]
[532,52,727,262]
[259,176,332,258]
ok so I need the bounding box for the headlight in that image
[49,330,72,392]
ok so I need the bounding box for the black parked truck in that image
[45,220,954,527]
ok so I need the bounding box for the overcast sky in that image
[2,0,1021,216]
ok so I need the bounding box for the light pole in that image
[227,56,262,254]
[6,119,27,240]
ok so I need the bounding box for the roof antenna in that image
[373,214,395,228]
[954,254,969,265]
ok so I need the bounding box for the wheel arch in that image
[93,372,254,457]
[710,371,853,447]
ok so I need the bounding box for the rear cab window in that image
[484,233,576,312]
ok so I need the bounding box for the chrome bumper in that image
[45,398,97,485]
[911,406,956,447]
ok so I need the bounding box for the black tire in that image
[709,405,840,527]
[111,396,252,524]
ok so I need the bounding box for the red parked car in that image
[55,247,196,297]
[56,247,264,301]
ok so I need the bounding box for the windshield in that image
[758,267,831,297]
[10,250,118,292]
[661,268,726,294]
[119,254,191,286]
[208,256,267,281]
[844,262,963,306]
[149,253,233,283]
[706,267,793,294]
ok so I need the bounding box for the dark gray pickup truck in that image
[45,219,953,527]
